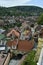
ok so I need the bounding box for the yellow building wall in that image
[34,38,43,62]
[38,38,43,47]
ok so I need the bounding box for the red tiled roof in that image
[7,40,17,47]
[18,40,34,52]
[7,40,34,52]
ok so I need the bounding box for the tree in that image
[37,13,43,25]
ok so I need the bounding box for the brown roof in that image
[7,40,17,47]
[7,40,34,52]
[7,29,20,37]
[18,40,34,52]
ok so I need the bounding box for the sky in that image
[0,0,43,8]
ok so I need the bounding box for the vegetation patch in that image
[22,50,37,65]
[37,13,43,25]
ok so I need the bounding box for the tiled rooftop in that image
[18,40,34,52]
[7,40,34,52]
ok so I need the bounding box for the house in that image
[33,32,38,48]
[37,37,43,65]
[34,38,43,62]
[6,28,34,53]
[18,40,34,52]
[7,40,34,52]
[0,45,6,51]
[0,34,5,41]
[7,40,17,50]
[22,22,29,29]
[20,26,32,40]
[20,29,31,40]
[0,19,4,26]
[0,29,5,34]
[34,28,43,61]
[7,29,20,38]
[8,18,16,24]
[33,32,38,42]
[39,28,43,38]
[35,25,42,32]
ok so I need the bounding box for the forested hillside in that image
[0,6,43,16]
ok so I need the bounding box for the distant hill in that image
[0,6,43,16]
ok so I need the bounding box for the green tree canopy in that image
[37,13,43,25]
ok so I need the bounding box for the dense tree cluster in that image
[37,13,43,25]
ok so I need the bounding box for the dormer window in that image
[12,45,16,50]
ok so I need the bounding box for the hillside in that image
[0,6,43,16]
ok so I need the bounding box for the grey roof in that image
[0,34,5,40]
[0,29,5,34]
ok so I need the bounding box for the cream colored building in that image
[34,38,43,62]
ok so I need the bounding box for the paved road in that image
[9,59,19,65]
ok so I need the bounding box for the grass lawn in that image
[22,50,37,65]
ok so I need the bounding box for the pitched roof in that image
[7,40,17,47]
[18,40,34,52]
[7,29,20,37]
[7,40,34,52]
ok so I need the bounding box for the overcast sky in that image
[0,0,43,8]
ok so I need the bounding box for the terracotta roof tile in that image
[7,40,34,52]
[7,40,17,47]
[18,40,34,52]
